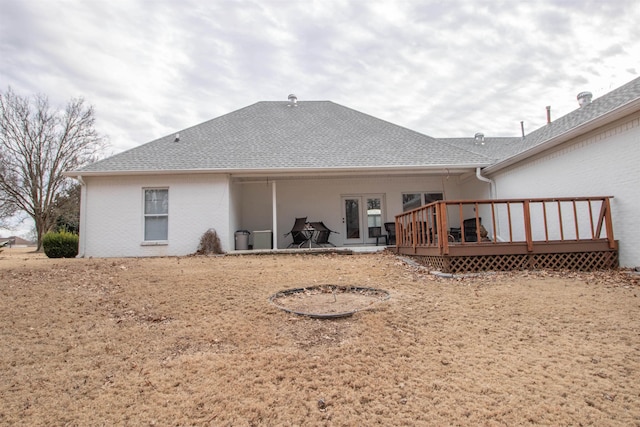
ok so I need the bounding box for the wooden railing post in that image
[490,202,497,243]
[588,199,595,239]
[474,203,480,242]
[507,202,513,242]
[557,200,565,241]
[411,210,417,252]
[603,197,615,249]
[542,201,549,242]
[572,200,580,240]
[439,202,450,255]
[523,200,533,252]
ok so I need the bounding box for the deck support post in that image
[603,198,615,250]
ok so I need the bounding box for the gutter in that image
[63,163,491,178]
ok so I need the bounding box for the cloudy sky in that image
[1,0,639,234]
[2,0,639,156]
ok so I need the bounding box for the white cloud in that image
[1,0,639,154]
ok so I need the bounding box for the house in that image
[65,78,640,268]
[0,236,34,248]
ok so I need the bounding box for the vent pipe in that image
[577,91,592,107]
[520,121,525,138]
[546,106,551,124]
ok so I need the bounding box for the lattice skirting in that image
[412,251,618,274]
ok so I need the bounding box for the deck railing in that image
[395,196,616,256]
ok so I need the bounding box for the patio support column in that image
[272,180,278,248]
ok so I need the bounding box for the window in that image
[144,189,168,241]
[402,192,443,212]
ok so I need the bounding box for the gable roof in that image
[69,77,640,177]
[73,101,492,175]
[484,76,640,173]
[519,77,640,152]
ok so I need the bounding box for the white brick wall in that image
[490,112,640,267]
[80,174,230,257]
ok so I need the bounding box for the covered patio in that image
[393,196,618,273]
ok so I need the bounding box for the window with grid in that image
[144,189,168,241]
[402,192,443,212]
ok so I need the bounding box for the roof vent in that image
[577,91,593,107]
[287,94,298,106]
[174,133,180,142]
[474,132,485,145]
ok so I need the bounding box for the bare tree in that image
[0,87,105,250]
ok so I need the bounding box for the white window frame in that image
[142,188,169,244]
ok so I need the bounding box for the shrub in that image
[196,228,224,255]
[43,230,79,258]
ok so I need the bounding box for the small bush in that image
[196,228,224,255]
[43,230,79,258]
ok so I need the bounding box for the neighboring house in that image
[66,78,640,267]
[0,236,34,248]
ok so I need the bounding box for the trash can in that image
[253,230,273,250]
[234,230,250,250]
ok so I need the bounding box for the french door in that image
[341,194,385,245]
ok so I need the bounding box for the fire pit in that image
[269,285,390,319]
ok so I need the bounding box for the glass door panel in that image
[343,197,361,242]
[366,197,382,243]
[342,195,385,245]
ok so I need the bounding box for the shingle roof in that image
[77,101,492,173]
[514,76,640,155]
[439,77,640,166]
[74,77,640,175]
[437,137,523,162]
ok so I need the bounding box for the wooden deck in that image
[393,197,618,273]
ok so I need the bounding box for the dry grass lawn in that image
[1,247,639,426]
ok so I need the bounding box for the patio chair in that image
[284,217,310,247]
[384,222,396,245]
[369,226,387,246]
[463,217,482,242]
[309,221,338,247]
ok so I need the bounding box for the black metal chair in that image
[284,217,310,247]
[463,217,482,242]
[384,222,396,245]
[309,221,338,247]
[369,226,387,246]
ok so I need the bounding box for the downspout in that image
[77,175,87,258]
[476,167,504,242]
[475,167,495,199]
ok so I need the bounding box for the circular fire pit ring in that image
[269,285,390,319]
